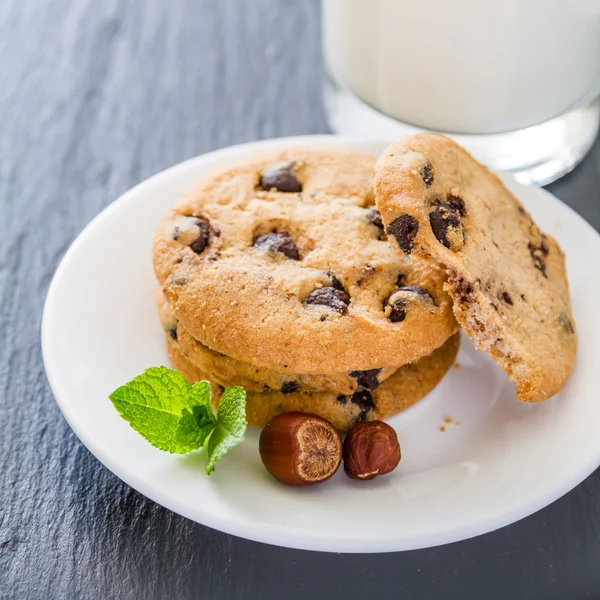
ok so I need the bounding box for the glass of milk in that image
[323,0,600,184]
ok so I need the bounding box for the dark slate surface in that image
[1,1,600,598]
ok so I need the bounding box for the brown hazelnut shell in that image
[259,412,343,486]
[343,421,401,480]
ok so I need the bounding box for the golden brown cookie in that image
[153,148,458,374]
[375,133,576,401]
[156,287,402,395]
[164,332,460,431]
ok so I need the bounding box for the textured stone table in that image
[1,1,599,598]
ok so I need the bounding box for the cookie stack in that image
[153,148,459,431]
[152,137,577,430]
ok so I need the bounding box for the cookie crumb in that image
[440,426,446,432]
[453,363,460,370]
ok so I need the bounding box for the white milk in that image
[323,0,600,134]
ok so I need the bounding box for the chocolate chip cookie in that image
[156,288,401,395]
[153,148,458,374]
[375,134,576,401]
[164,331,460,431]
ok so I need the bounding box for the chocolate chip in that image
[281,381,300,394]
[329,274,346,292]
[446,194,466,216]
[306,287,350,314]
[398,285,434,301]
[189,218,211,254]
[350,390,375,421]
[349,368,382,391]
[384,285,434,323]
[173,215,213,252]
[168,325,178,340]
[319,314,327,322]
[528,241,548,278]
[366,209,384,229]
[429,208,450,244]
[532,255,547,277]
[500,291,513,305]
[386,215,419,253]
[254,232,300,260]
[454,277,474,303]
[558,313,575,334]
[421,162,434,186]
[429,206,464,250]
[490,302,498,311]
[386,297,408,322]
[259,162,302,193]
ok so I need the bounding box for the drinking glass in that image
[323,0,600,184]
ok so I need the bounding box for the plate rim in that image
[42,134,600,552]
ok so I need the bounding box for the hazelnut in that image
[343,421,401,480]
[259,412,343,486]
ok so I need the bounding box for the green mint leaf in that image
[187,380,217,424]
[109,367,213,454]
[109,368,247,472]
[186,380,218,444]
[205,386,247,474]
[216,386,247,437]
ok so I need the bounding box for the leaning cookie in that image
[156,287,403,395]
[153,147,458,374]
[164,332,460,432]
[375,134,576,401]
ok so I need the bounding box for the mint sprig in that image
[109,367,247,474]
[205,386,247,474]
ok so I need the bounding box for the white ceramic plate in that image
[42,135,600,553]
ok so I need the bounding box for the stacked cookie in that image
[153,136,577,429]
[152,148,460,431]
